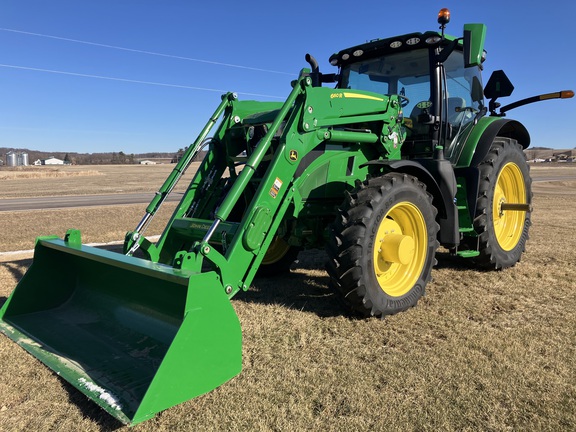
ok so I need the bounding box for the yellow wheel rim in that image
[493,162,526,251]
[373,202,427,297]
[262,236,290,265]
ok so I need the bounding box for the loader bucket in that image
[0,237,242,425]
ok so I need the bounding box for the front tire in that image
[327,173,439,318]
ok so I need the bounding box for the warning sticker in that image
[269,177,283,198]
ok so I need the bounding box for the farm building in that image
[34,157,65,165]
[553,150,576,162]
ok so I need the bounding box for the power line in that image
[0,27,295,76]
[0,63,285,99]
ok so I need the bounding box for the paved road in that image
[1,169,573,212]
[0,192,182,212]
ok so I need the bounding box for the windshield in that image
[339,49,431,117]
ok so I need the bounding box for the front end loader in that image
[0,8,572,425]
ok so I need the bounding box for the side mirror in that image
[484,70,514,99]
[484,70,515,115]
[463,23,486,68]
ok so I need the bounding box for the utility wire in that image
[0,63,285,99]
[0,27,295,76]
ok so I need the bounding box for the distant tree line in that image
[0,147,177,165]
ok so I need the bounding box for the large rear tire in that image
[327,173,439,318]
[470,138,532,269]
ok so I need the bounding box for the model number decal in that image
[330,92,384,102]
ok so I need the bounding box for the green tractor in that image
[0,8,572,425]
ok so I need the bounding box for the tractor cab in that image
[329,10,487,163]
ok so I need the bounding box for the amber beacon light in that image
[437,8,451,25]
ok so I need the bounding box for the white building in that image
[42,157,65,165]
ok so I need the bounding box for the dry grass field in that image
[0,164,575,431]
[0,164,198,199]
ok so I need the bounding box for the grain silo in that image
[6,151,17,166]
[18,153,29,166]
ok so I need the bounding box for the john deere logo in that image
[289,150,298,161]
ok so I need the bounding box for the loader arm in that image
[123,92,238,258]
[151,72,405,298]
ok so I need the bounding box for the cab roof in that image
[329,31,460,68]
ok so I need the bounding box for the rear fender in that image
[453,118,530,226]
[456,117,530,168]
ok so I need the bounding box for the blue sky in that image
[1,1,575,154]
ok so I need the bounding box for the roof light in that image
[390,41,402,48]
[406,37,420,45]
[437,8,450,25]
[330,58,338,66]
[353,49,364,57]
[426,35,442,44]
